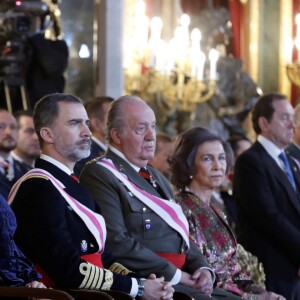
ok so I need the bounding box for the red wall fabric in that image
[228,0,244,58]
[291,0,300,105]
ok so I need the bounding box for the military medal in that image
[81,240,88,252]
[144,219,151,230]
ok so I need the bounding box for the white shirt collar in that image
[40,154,73,175]
[11,151,23,163]
[1,154,13,164]
[92,136,108,151]
[109,146,140,172]
[257,135,284,168]
[11,151,34,167]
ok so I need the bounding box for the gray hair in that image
[106,95,146,144]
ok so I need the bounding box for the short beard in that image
[0,143,16,153]
[69,148,91,162]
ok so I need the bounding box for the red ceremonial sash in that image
[36,254,103,287]
[156,253,186,269]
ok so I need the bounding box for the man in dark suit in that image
[9,93,173,300]
[233,93,300,299]
[286,102,300,163]
[80,95,242,300]
[74,96,113,176]
[0,109,29,199]
[11,110,40,169]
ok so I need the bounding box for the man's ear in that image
[40,127,54,143]
[89,117,99,132]
[110,128,121,145]
[258,116,269,133]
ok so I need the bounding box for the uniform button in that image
[142,207,146,212]
[90,243,94,248]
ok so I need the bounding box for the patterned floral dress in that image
[176,190,252,296]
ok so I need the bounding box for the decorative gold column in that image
[279,0,292,99]
[248,0,260,83]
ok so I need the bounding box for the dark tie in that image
[70,173,79,183]
[139,167,158,189]
[139,167,166,197]
[279,152,296,190]
[0,160,11,180]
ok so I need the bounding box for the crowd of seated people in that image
[1,92,299,300]
[0,110,31,199]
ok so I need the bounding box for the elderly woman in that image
[169,127,284,300]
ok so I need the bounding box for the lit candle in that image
[148,17,163,67]
[174,26,186,70]
[165,39,176,74]
[285,38,293,64]
[155,40,167,71]
[149,17,162,42]
[209,49,219,80]
[196,52,206,81]
[190,29,201,77]
[180,14,190,46]
[132,1,149,71]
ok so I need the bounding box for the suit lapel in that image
[256,143,300,215]
[286,143,300,161]
[288,155,300,193]
[147,166,173,200]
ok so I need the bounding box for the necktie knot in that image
[139,167,151,180]
[279,151,288,164]
[0,160,12,180]
[278,152,296,189]
[139,167,159,188]
[0,160,9,169]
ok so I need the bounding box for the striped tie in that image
[279,152,296,190]
[0,160,10,179]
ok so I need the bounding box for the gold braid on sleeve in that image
[79,262,113,290]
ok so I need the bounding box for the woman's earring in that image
[189,175,193,179]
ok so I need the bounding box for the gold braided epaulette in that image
[23,175,50,181]
[109,262,132,275]
[85,158,100,166]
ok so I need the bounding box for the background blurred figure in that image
[12,110,40,169]
[286,102,300,163]
[219,134,252,229]
[0,193,45,289]
[0,109,28,199]
[149,132,174,179]
[169,127,284,300]
[234,93,300,299]
[228,135,253,160]
[25,1,69,109]
[74,96,113,176]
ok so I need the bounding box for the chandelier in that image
[286,13,300,87]
[123,1,219,111]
